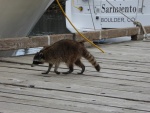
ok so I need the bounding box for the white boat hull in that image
[0,0,54,38]
[66,0,150,33]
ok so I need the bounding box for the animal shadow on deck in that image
[40,70,86,77]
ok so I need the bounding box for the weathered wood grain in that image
[0,40,150,113]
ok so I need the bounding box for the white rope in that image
[99,30,102,39]
[106,0,149,41]
[88,0,96,30]
[47,35,51,45]
[142,26,148,39]
[133,21,150,41]
[141,25,150,41]
[106,0,135,23]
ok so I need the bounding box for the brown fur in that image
[32,39,100,74]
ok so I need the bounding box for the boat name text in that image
[101,4,137,13]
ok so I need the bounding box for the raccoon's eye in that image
[39,53,44,58]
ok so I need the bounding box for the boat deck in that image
[0,40,150,113]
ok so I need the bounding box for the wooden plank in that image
[0,66,150,95]
[0,99,80,113]
[0,40,150,113]
[0,95,128,113]
[4,60,150,79]
[1,60,150,80]
[1,59,150,78]
[1,60,150,83]
[0,84,150,113]
[1,62,149,106]
[0,71,150,104]
[1,61,150,81]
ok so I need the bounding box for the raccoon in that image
[31,39,100,74]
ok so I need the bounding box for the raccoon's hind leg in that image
[75,59,85,74]
[54,63,60,74]
[42,63,53,74]
[62,63,74,74]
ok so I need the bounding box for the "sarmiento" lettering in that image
[101,4,137,13]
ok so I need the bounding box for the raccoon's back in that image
[43,40,84,62]
[51,39,83,55]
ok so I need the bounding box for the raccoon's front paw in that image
[62,70,73,74]
[54,71,60,75]
[77,72,83,75]
[42,72,49,74]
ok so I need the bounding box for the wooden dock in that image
[0,40,150,113]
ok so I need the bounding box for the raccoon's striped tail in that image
[83,49,100,72]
